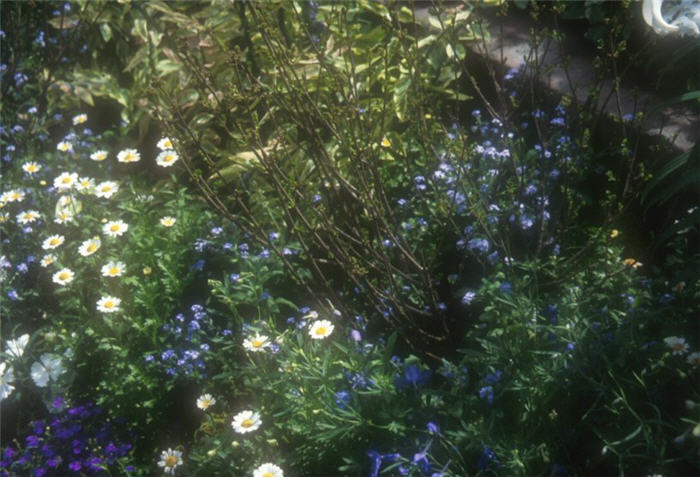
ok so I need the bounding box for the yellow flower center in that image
[50,238,60,246]
[164,155,174,162]
[163,140,172,148]
[164,455,178,467]
[241,419,255,428]
[109,267,120,276]
[201,399,210,408]
[110,224,120,232]
[263,473,275,477]
[59,272,70,280]
[104,301,115,309]
[95,153,105,160]
[125,153,134,161]
[673,343,685,351]
[62,177,71,184]
[252,340,263,348]
[87,243,98,253]
[315,327,327,336]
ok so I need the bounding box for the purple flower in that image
[461,291,476,305]
[350,329,362,342]
[467,238,489,254]
[479,386,494,404]
[68,460,82,471]
[395,365,432,390]
[26,435,40,447]
[427,422,439,434]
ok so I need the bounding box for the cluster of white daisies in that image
[157,312,338,475]
[3,119,183,315]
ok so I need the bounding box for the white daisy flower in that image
[5,334,29,359]
[94,181,119,199]
[54,210,74,225]
[157,448,183,475]
[30,353,64,387]
[0,362,15,400]
[42,235,65,250]
[78,237,101,257]
[160,216,176,227]
[101,261,125,278]
[0,189,25,204]
[196,393,216,411]
[308,319,334,339]
[96,296,121,313]
[103,220,128,237]
[156,150,179,167]
[53,172,78,190]
[665,336,689,355]
[52,268,75,285]
[22,162,41,174]
[90,150,108,162]
[72,113,88,125]
[40,254,57,267]
[75,177,95,193]
[231,410,262,434]
[253,463,284,477]
[243,335,270,352]
[117,148,140,163]
[687,352,700,366]
[157,137,174,150]
[16,210,40,224]
[56,141,73,152]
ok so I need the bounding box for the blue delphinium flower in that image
[477,445,500,470]
[395,364,432,390]
[479,385,494,404]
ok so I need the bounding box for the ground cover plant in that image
[1,1,699,476]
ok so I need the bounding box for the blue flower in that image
[484,370,502,384]
[478,386,494,404]
[427,422,439,434]
[461,291,476,305]
[395,365,432,390]
[477,445,500,470]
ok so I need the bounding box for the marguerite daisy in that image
[96,296,121,313]
[72,113,87,125]
[53,172,78,190]
[196,394,216,411]
[687,352,700,366]
[253,463,284,477]
[42,235,65,250]
[231,410,262,434]
[308,319,334,339]
[16,210,40,224]
[0,190,25,204]
[56,141,73,152]
[22,162,41,174]
[94,181,119,199]
[90,150,108,162]
[52,268,75,285]
[160,216,176,227]
[54,210,74,225]
[40,254,56,267]
[157,137,174,150]
[103,220,128,237]
[157,448,183,475]
[78,238,101,257]
[101,261,125,278]
[665,336,689,355]
[75,177,95,193]
[243,335,270,352]
[156,150,179,167]
[117,148,140,163]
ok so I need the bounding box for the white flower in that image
[231,410,262,434]
[308,319,334,339]
[72,113,88,125]
[54,210,74,224]
[157,137,174,150]
[642,0,700,37]
[103,220,128,237]
[78,237,101,256]
[196,393,216,411]
[0,189,25,204]
[22,162,41,174]
[253,463,284,477]
[52,268,75,285]
[664,336,689,355]
[157,448,183,475]
[42,234,65,250]
[156,150,179,167]
[54,172,79,190]
[30,353,64,387]
[687,352,700,366]
[16,210,40,224]
[90,150,108,162]
[0,362,15,400]
[75,177,95,193]
[94,181,119,199]
[5,334,29,359]
[243,335,270,352]
[96,296,121,313]
[40,254,57,267]
[56,141,73,152]
[101,261,125,278]
[160,216,176,227]
[117,148,140,163]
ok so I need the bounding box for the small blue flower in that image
[478,385,494,404]
[461,291,476,305]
